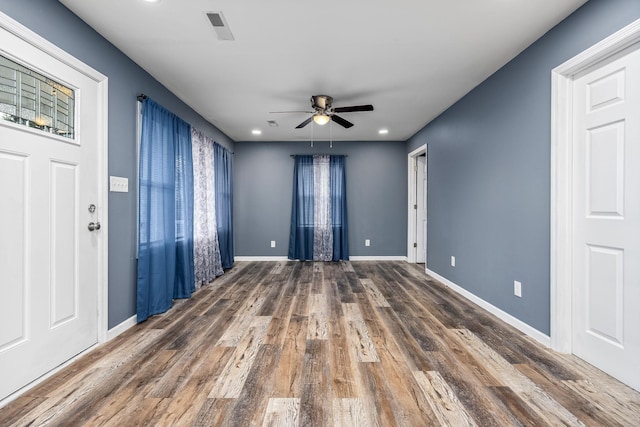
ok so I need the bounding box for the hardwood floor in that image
[1,261,639,426]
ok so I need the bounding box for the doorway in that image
[407,145,427,265]
[551,19,640,391]
[0,13,108,402]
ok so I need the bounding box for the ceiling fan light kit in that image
[313,114,330,125]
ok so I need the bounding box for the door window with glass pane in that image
[0,54,74,139]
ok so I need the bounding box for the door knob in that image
[88,221,101,231]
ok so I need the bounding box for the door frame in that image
[0,13,109,342]
[550,18,640,353]
[407,144,427,264]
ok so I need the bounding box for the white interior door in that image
[416,155,426,263]
[0,21,103,401]
[572,44,640,391]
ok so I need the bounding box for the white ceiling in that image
[60,0,587,142]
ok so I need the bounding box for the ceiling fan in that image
[271,95,374,129]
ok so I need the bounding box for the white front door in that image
[572,44,640,391]
[0,19,104,401]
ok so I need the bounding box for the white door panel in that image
[0,151,28,353]
[572,45,640,391]
[585,122,624,217]
[0,22,101,401]
[585,245,624,346]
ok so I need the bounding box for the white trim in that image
[349,256,408,261]
[106,315,137,341]
[426,269,551,347]
[97,77,109,344]
[234,256,290,261]
[550,18,640,353]
[0,14,107,81]
[407,144,427,264]
[233,256,408,262]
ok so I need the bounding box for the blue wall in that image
[0,0,234,328]
[407,0,640,335]
[234,140,407,258]
[4,0,639,336]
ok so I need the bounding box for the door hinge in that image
[413,242,417,248]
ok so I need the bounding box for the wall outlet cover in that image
[514,280,522,297]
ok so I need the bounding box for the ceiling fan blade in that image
[331,114,354,128]
[295,116,314,129]
[269,110,314,114]
[333,104,374,113]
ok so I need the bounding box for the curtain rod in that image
[136,93,235,155]
[290,154,347,157]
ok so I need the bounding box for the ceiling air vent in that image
[206,12,234,41]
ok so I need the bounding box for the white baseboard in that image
[349,256,408,261]
[106,314,137,341]
[234,256,289,261]
[425,268,551,347]
[234,256,409,262]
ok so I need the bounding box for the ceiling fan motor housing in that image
[312,95,333,112]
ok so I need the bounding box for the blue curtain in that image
[331,156,349,260]
[137,98,194,322]
[288,156,315,260]
[173,121,195,298]
[214,142,234,269]
[288,155,348,261]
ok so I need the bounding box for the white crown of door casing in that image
[0,11,109,404]
[550,18,640,353]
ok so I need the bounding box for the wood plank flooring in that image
[2,261,640,426]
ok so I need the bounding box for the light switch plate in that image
[110,176,128,192]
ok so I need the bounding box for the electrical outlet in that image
[451,256,455,267]
[365,239,371,247]
[514,280,522,297]
[270,240,276,248]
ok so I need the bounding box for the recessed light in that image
[378,129,389,135]
[143,0,161,3]
[252,129,262,135]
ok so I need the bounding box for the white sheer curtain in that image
[191,127,223,288]
[313,155,333,261]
